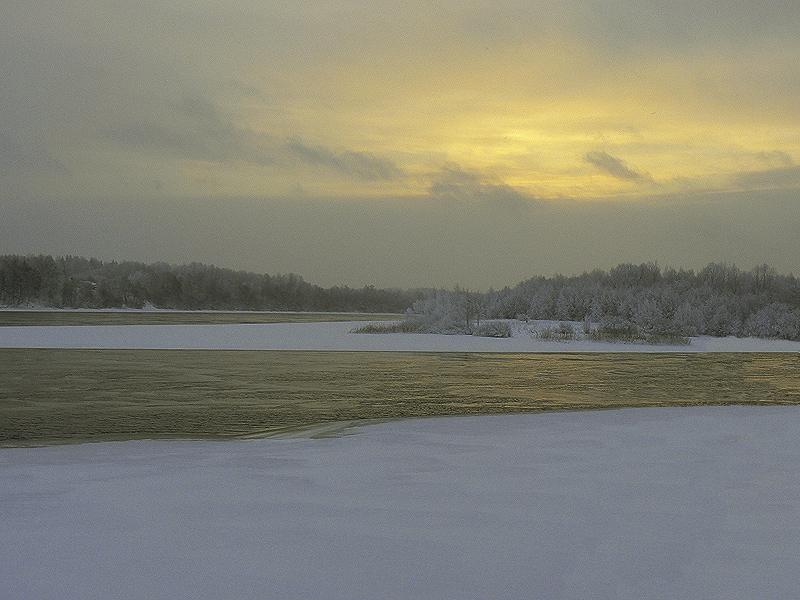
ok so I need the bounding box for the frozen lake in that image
[2,315,799,597]
[2,349,798,445]
[3,319,800,352]
[2,406,799,599]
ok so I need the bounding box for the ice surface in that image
[2,317,799,597]
[2,406,799,599]
[2,320,800,351]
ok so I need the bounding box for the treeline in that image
[0,255,424,313]
[408,262,800,341]
[3,255,800,340]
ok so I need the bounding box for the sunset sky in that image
[2,1,799,288]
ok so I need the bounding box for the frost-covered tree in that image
[743,303,800,340]
[703,296,740,337]
[526,283,556,320]
[671,300,705,336]
[0,254,424,312]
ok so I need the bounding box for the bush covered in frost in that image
[472,321,512,338]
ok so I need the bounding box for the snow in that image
[3,317,799,597]
[2,406,800,599]
[2,319,800,351]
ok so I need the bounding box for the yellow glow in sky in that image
[221,27,800,201]
[3,1,800,287]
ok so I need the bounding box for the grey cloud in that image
[730,165,800,190]
[102,93,273,166]
[751,151,795,169]
[573,0,800,53]
[223,79,274,104]
[585,151,649,181]
[104,121,211,157]
[102,92,405,181]
[428,165,531,206]
[463,0,800,53]
[0,131,64,173]
[102,119,260,165]
[285,139,403,181]
[103,104,404,183]
[173,93,225,125]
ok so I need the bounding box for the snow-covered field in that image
[2,318,800,597]
[2,319,800,351]
[2,406,799,600]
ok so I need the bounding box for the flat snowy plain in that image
[2,318,800,599]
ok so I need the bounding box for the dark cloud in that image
[585,151,649,181]
[223,79,274,104]
[285,139,403,181]
[104,120,214,158]
[428,165,531,206]
[730,164,800,191]
[752,151,795,168]
[172,93,225,125]
[103,94,404,182]
[102,93,274,166]
[0,131,64,173]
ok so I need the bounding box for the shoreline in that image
[2,319,800,352]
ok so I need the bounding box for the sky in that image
[2,1,800,289]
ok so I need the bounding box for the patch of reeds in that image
[535,322,578,341]
[472,321,512,338]
[350,321,424,334]
[588,325,690,346]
